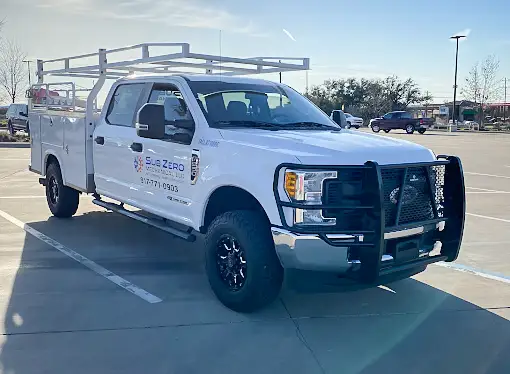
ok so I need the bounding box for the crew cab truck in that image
[28,44,466,313]
[370,111,434,134]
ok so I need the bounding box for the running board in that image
[92,199,196,242]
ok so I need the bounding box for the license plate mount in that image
[394,238,420,263]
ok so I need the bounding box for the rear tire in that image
[405,124,415,134]
[418,128,426,134]
[383,129,391,133]
[205,210,284,313]
[345,122,351,129]
[371,124,380,132]
[45,162,79,218]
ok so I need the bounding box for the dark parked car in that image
[370,111,433,134]
[6,103,29,136]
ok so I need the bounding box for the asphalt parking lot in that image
[0,131,509,374]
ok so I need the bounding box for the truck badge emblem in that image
[191,150,200,185]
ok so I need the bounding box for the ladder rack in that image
[36,42,310,82]
[32,43,310,121]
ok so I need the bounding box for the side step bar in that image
[92,199,196,242]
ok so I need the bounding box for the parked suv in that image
[6,103,29,135]
[370,111,433,134]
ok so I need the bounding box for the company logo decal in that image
[134,156,143,172]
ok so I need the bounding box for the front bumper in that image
[272,221,446,273]
[271,156,465,284]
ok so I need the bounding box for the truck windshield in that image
[186,80,340,130]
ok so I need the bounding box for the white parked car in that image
[344,113,363,129]
[28,43,466,313]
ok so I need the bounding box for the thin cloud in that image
[283,29,297,42]
[36,0,261,35]
[451,28,471,38]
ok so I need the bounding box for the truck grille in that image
[324,165,445,229]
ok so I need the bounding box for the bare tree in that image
[0,39,27,103]
[462,55,502,125]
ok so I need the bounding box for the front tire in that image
[345,122,351,129]
[205,210,284,313]
[45,163,79,218]
[405,124,415,134]
[371,124,381,132]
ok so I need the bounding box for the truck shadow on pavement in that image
[0,210,509,374]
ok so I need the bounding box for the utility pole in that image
[449,35,466,129]
[23,60,32,86]
[504,77,507,123]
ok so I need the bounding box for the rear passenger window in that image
[106,84,145,127]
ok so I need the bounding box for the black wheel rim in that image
[216,235,247,292]
[48,176,59,205]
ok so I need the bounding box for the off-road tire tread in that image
[46,163,79,218]
[205,210,283,313]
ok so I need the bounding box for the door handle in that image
[94,136,105,145]
[130,142,143,152]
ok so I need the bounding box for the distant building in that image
[408,100,478,123]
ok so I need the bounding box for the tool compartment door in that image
[62,114,89,191]
[29,112,43,173]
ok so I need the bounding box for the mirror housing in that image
[19,111,26,116]
[136,103,165,139]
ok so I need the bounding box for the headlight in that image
[283,169,337,226]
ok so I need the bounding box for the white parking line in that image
[0,209,163,304]
[435,262,510,285]
[466,187,504,192]
[465,172,510,179]
[466,213,510,223]
[0,196,46,199]
[466,191,510,194]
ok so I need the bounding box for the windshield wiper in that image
[212,120,283,131]
[283,122,341,131]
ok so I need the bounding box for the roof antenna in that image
[219,29,223,79]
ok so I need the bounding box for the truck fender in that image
[198,183,278,233]
[43,150,66,184]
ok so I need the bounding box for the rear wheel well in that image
[202,186,268,233]
[45,155,59,172]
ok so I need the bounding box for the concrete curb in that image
[0,142,31,149]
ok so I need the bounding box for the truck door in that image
[93,82,147,202]
[130,81,196,225]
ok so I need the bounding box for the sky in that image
[1,0,510,105]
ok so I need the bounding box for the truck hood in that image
[219,129,436,165]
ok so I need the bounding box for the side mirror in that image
[19,111,26,116]
[136,103,165,139]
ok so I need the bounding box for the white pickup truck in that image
[28,44,466,312]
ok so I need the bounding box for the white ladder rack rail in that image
[36,43,310,81]
[34,42,310,122]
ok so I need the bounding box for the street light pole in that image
[23,60,32,86]
[450,35,466,129]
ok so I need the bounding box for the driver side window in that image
[147,84,195,145]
